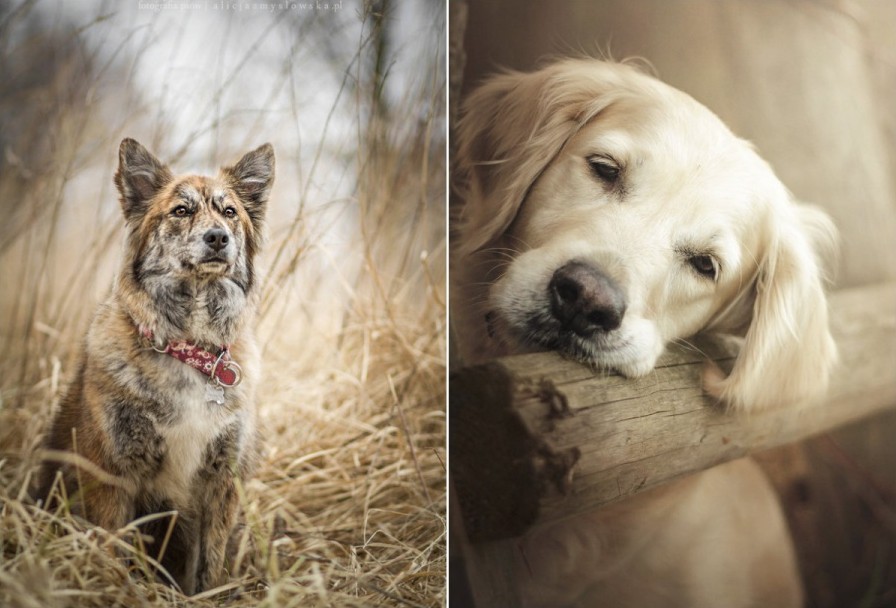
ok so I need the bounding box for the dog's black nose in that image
[204,228,229,252]
[549,261,626,335]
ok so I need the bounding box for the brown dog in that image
[39,138,274,594]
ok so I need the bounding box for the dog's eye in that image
[172,205,191,217]
[223,207,237,218]
[587,157,621,183]
[688,254,718,280]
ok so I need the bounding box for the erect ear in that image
[222,143,275,227]
[114,138,173,221]
[455,60,629,259]
[704,203,838,411]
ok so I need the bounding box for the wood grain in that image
[450,282,896,542]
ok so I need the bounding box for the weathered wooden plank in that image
[450,282,896,542]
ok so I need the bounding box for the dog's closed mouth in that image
[200,257,230,266]
[509,311,631,363]
[194,258,231,276]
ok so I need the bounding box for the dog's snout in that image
[203,228,229,252]
[549,261,626,335]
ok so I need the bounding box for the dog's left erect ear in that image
[222,143,275,226]
[115,138,173,221]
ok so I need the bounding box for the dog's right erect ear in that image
[114,138,173,221]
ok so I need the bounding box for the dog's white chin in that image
[609,355,659,378]
[569,342,660,378]
[590,335,664,378]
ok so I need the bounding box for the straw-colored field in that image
[0,2,446,606]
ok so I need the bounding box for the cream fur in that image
[453,59,838,606]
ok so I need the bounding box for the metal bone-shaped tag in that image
[205,382,226,405]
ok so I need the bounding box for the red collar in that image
[139,328,242,387]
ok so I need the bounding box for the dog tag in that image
[205,383,226,405]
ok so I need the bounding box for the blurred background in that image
[0,0,446,606]
[452,1,896,606]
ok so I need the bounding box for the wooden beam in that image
[450,282,896,542]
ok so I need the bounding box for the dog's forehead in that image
[573,95,736,161]
[570,99,772,203]
[174,176,228,204]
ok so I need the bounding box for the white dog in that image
[453,59,838,607]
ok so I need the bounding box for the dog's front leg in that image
[83,482,135,532]
[171,518,202,595]
[196,477,239,592]
[193,423,242,593]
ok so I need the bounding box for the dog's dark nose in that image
[203,228,229,252]
[549,261,626,335]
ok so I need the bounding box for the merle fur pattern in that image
[38,138,274,595]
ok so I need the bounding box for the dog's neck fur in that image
[117,264,255,349]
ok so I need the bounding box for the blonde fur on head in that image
[455,61,655,259]
[454,58,838,412]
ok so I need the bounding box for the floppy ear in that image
[704,204,838,411]
[455,60,627,258]
[222,143,275,228]
[114,138,173,222]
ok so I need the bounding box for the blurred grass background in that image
[0,0,446,606]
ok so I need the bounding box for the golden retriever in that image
[453,59,837,607]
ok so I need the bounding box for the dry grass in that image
[0,1,445,606]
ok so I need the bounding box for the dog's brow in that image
[678,235,720,254]
[176,184,200,204]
